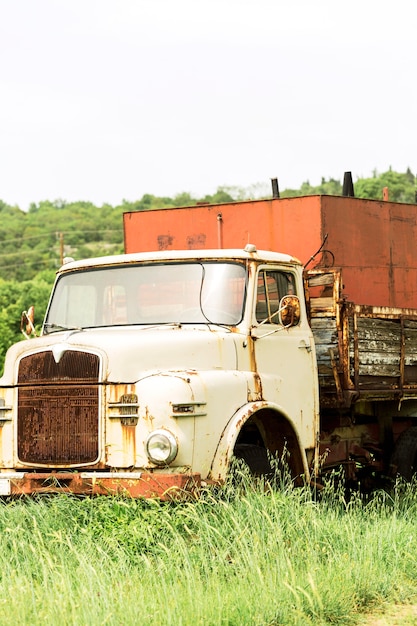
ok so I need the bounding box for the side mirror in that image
[279,296,300,327]
[20,305,37,339]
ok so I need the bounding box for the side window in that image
[256,270,296,324]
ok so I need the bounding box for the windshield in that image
[44,262,247,332]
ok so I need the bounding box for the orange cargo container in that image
[123,195,417,309]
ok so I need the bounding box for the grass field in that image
[0,469,416,626]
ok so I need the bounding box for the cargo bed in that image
[305,268,417,409]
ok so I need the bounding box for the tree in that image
[0,271,55,374]
[355,169,416,202]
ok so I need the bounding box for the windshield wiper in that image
[43,323,83,334]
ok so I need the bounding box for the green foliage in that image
[0,271,55,373]
[355,168,417,202]
[282,176,344,197]
[0,479,417,624]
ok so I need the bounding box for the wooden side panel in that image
[405,320,417,377]
[349,317,401,381]
[307,269,417,407]
[310,317,339,388]
[349,315,417,391]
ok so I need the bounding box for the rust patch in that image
[157,234,174,250]
[18,387,99,464]
[186,233,206,249]
[121,423,136,461]
[143,407,154,422]
[247,335,263,400]
[6,472,201,500]
[280,295,301,326]
[108,384,136,404]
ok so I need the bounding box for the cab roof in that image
[58,245,302,273]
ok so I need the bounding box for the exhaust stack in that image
[271,177,280,199]
[342,171,355,197]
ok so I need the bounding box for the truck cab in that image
[0,245,319,497]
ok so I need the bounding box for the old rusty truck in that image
[1,186,417,497]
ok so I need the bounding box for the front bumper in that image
[0,471,201,500]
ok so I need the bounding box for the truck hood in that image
[1,325,241,384]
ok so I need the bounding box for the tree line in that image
[0,167,415,370]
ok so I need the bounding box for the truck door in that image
[250,266,319,452]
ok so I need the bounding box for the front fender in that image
[209,401,309,481]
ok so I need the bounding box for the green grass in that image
[0,471,417,626]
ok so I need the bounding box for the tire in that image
[390,426,417,481]
[233,443,273,476]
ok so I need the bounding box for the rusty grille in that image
[17,351,100,465]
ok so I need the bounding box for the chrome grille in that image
[17,350,100,465]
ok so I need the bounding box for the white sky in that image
[0,0,415,210]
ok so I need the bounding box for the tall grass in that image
[0,470,416,625]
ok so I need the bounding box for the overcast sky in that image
[1,1,415,210]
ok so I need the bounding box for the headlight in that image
[145,429,178,465]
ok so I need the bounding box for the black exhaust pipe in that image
[342,171,355,197]
[271,177,280,199]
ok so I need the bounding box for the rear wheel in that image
[390,426,417,481]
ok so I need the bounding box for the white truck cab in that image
[0,245,319,497]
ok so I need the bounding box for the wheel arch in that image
[208,401,310,482]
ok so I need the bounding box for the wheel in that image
[233,443,273,476]
[390,426,417,481]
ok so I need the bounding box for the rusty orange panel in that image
[123,196,324,265]
[123,195,417,309]
[320,196,417,308]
